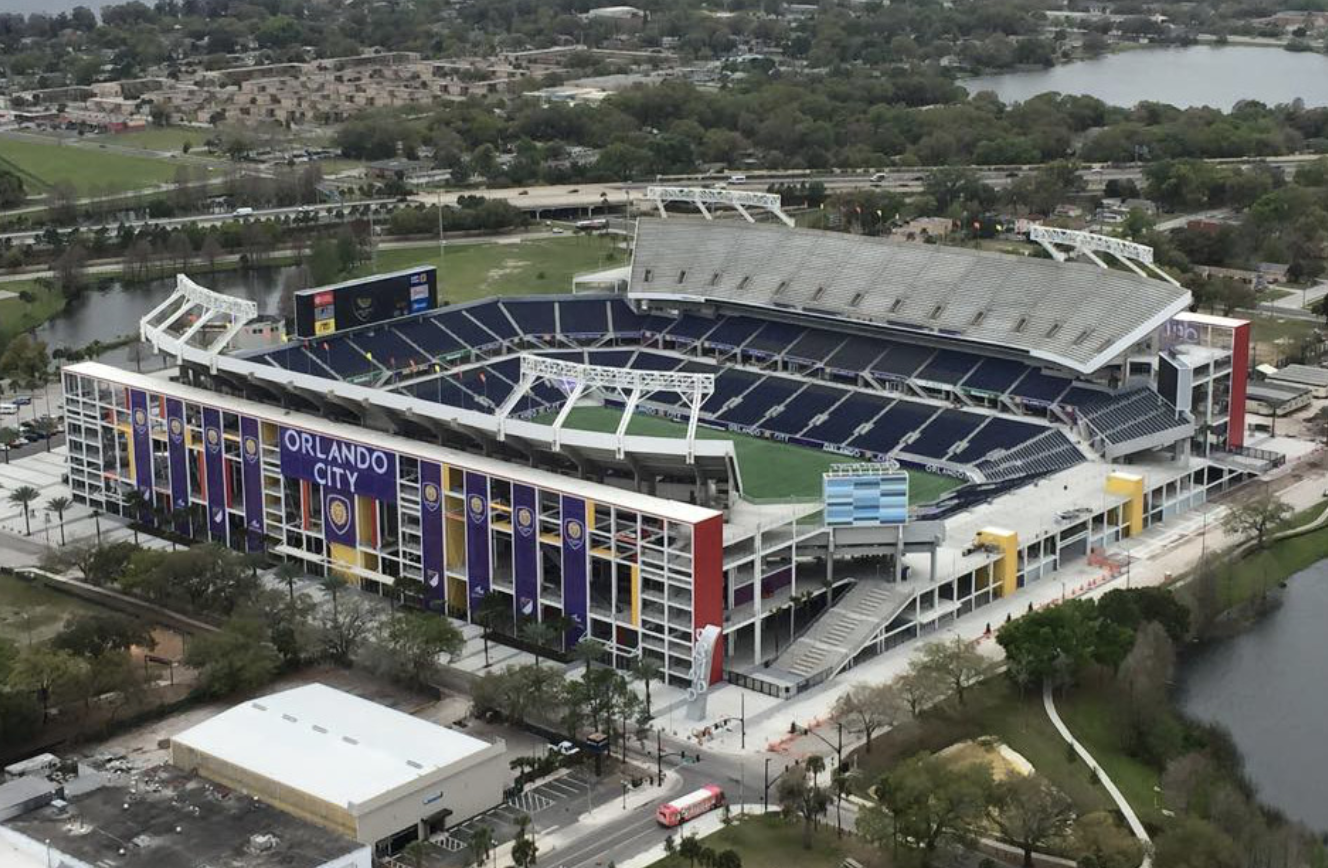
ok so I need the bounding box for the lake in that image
[35,266,297,367]
[1176,560,1328,831]
[962,45,1328,110]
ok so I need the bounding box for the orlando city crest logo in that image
[468,493,485,522]
[205,428,221,453]
[565,518,583,549]
[422,482,440,511]
[516,506,533,537]
[352,295,375,323]
[327,494,352,535]
[168,417,184,443]
[132,407,147,432]
[243,436,259,464]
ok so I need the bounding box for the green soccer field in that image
[534,406,964,503]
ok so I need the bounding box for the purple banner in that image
[202,407,227,543]
[165,398,190,535]
[512,483,539,622]
[561,494,588,645]
[279,426,398,501]
[323,487,357,548]
[465,471,490,615]
[240,416,265,552]
[420,461,445,609]
[128,390,153,521]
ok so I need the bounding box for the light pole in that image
[791,721,844,768]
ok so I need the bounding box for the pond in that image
[1176,559,1328,831]
[962,45,1328,110]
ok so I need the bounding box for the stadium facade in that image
[63,217,1263,696]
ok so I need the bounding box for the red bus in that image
[656,785,725,827]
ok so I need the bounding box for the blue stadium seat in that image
[1009,369,1074,404]
[435,310,501,350]
[761,385,844,436]
[628,351,681,371]
[850,401,937,456]
[504,300,559,338]
[311,338,379,379]
[348,329,422,370]
[703,316,765,349]
[558,299,610,336]
[785,329,846,365]
[871,343,934,379]
[466,301,519,341]
[802,393,892,444]
[906,409,982,459]
[745,321,807,356]
[963,357,1029,395]
[825,337,889,373]
[916,350,983,386]
[951,417,1048,463]
[701,370,762,414]
[718,377,802,426]
[391,319,463,359]
[662,314,721,342]
[609,299,646,335]
[584,350,636,368]
[263,346,326,376]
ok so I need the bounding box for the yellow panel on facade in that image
[630,564,640,626]
[586,499,596,531]
[1106,471,1145,537]
[314,318,336,336]
[445,516,466,571]
[447,575,467,612]
[356,496,376,546]
[975,527,1019,598]
[328,543,359,583]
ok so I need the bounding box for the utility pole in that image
[657,729,662,786]
[763,758,771,812]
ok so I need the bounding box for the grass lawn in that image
[1056,687,1165,829]
[1246,311,1317,364]
[855,678,1112,817]
[1189,500,1328,610]
[648,813,867,868]
[0,135,182,193]
[353,236,626,304]
[534,406,963,503]
[0,571,104,646]
[0,279,65,348]
[90,126,205,153]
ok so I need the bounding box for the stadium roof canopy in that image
[628,219,1192,374]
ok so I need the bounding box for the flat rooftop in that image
[4,765,363,868]
[172,683,495,812]
[1270,364,1328,388]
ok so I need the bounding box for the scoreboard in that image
[823,468,909,527]
[294,266,438,338]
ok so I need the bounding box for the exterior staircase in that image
[772,581,915,686]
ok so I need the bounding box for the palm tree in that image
[320,574,348,623]
[121,489,150,544]
[632,656,663,715]
[474,593,511,668]
[518,619,559,668]
[45,495,71,546]
[572,636,605,677]
[400,839,429,868]
[31,416,59,452]
[0,427,18,464]
[830,768,854,838]
[275,562,302,606]
[8,485,40,536]
[805,754,826,788]
[467,824,495,868]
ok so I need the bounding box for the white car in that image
[551,740,580,757]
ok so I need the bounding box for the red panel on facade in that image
[692,515,725,685]
[1228,321,1250,449]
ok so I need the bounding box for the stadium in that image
[61,199,1266,697]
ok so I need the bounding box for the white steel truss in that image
[826,460,902,477]
[496,353,715,461]
[645,185,795,228]
[1029,224,1179,286]
[141,274,260,368]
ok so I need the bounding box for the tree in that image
[468,824,495,868]
[31,416,59,452]
[778,771,832,850]
[1074,812,1143,868]
[875,752,994,865]
[52,242,88,293]
[474,592,510,668]
[832,682,902,754]
[44,540,137,586]
[573,637,605,677]
[897,656,945,716]
[401,840,429,868]
[45,495,72,546]
[184,617,281,697]
[321,597,373,664]
[8,646,87,720]
[830,768,854,838]
[1153,817,1241,868]
[519,619,560,667]
[631,656,663,714]
[1221,490,1292,550]
[8,485,39,536]
[0,426,18,463]
[52,613,154,659]
[0,169,25,209]
[805,754,826,788]
[511,814,538,868]
[916,637,991,707]
[274,561,301,606]
[987,774,1075,867]
[678,834,703,868]
[1097,587,1191,643]
[713,849,742,868]
[377,611,464,686]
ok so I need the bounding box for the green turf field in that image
[535,406,964,503]
[352,235,627,304]
[0,135,183,193]
[90,125,205,153]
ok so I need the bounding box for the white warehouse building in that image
[170,684,506,853]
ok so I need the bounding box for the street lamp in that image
[790,721,844,768]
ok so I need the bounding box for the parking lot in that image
[434,768,597,858]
